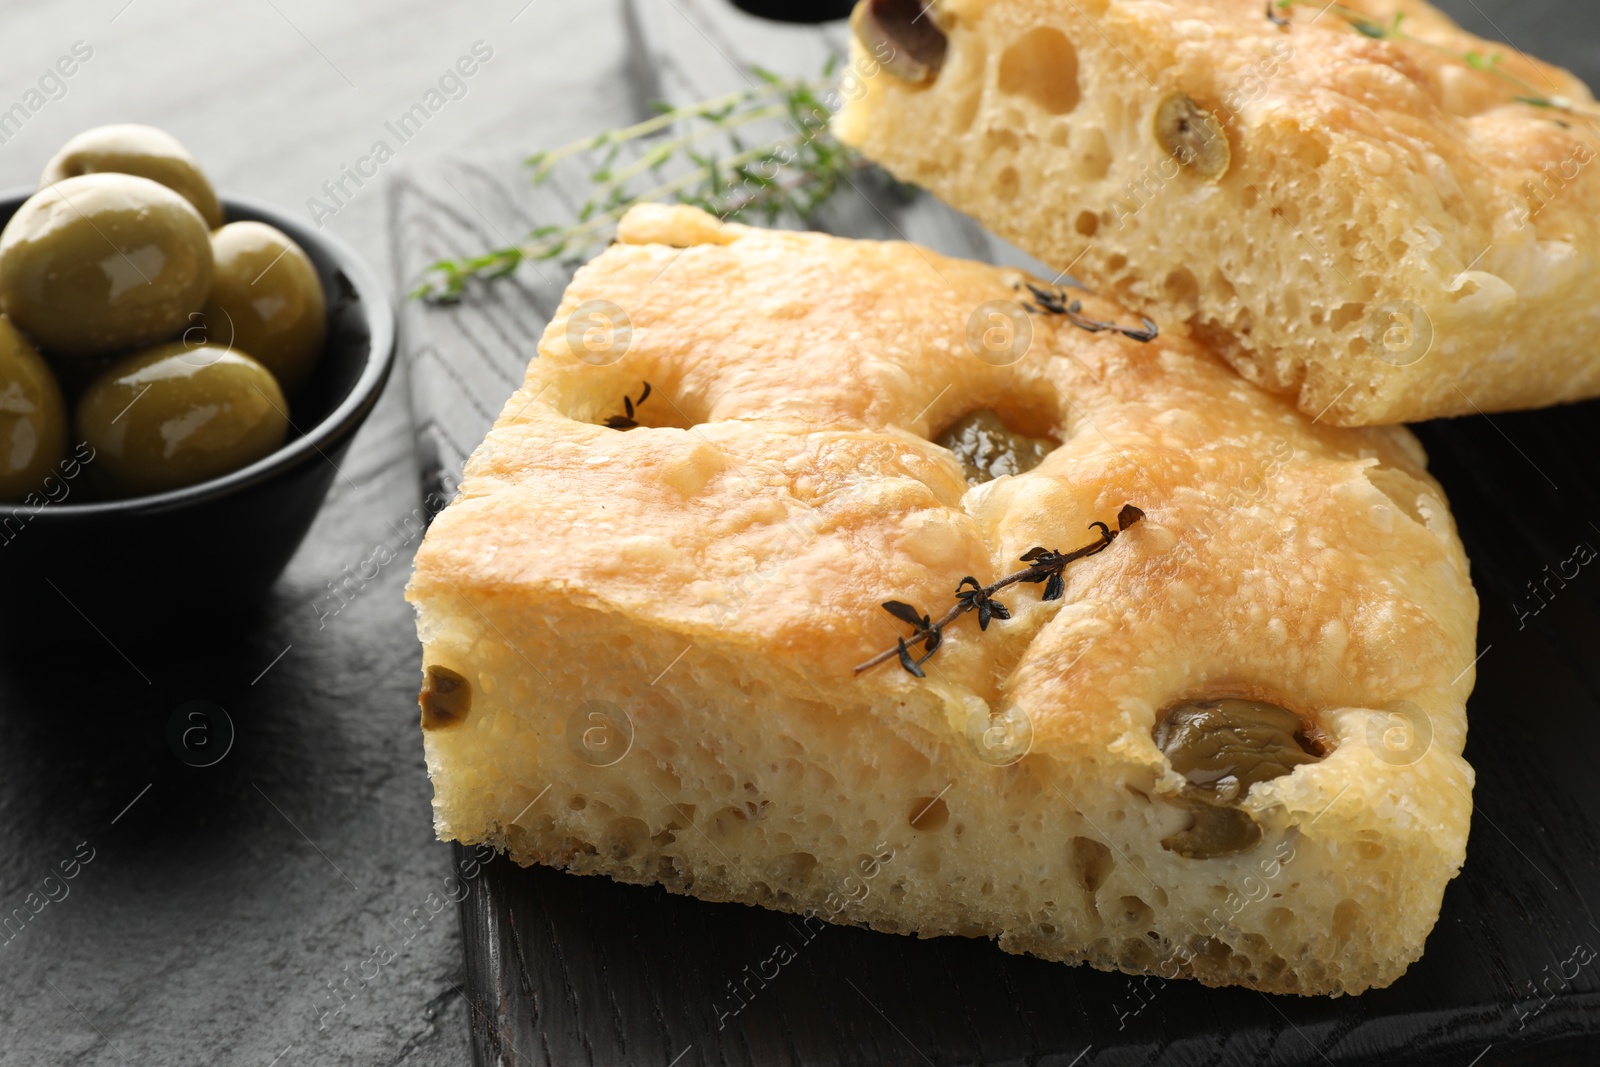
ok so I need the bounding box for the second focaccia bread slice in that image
[834,0,1600,426]
[408,204,1479,996]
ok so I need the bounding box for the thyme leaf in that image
[882,600,932,629]
[604,382,654,430]
[896,638,926,678]
[955,576,1013,631]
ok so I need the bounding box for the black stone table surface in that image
[0,2,623,1065]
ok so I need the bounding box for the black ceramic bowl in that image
[0,189,395,624]
[729,0,854,21]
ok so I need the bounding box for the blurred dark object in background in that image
[729,0,854,22]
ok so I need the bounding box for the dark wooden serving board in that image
[394,2,1600,1063]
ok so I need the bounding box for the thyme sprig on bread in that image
[857,504,1145,677]
[604,382,653,430]
[1022,281,1159,343]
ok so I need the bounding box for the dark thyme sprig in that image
[856,505,1146,677]
[1274,1,1600,117]
[1021,282,1160,343]
[604,382,653,430]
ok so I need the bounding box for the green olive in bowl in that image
[0,315,67,502]
[198,222,327,394]
[40,123,224,228]
[0,174,213,359]
[76,342,289,498]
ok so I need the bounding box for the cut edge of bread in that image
[833,0,1600,426]
[411,581,1473,997]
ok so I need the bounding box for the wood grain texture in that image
[392,2,1600,1064]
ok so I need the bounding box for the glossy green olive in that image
[936,409,1055,484]
[852,0,948,84]
[1154,699,1323,858]
[0,315,67,502]
[198,222,326,394]
[40,124,223,228]
[0,174,213,359]
[75,342,288,497]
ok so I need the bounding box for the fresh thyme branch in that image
[1022,281,1159,343]
[413,65,868,300]
[1275,0,1600,117]
[856,505,1146,677]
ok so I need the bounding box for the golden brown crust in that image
[835,0,1600,425]
[409,204,1479,994]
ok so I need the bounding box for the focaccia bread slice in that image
[833,0,1600,426]
[407,203,1479,995]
